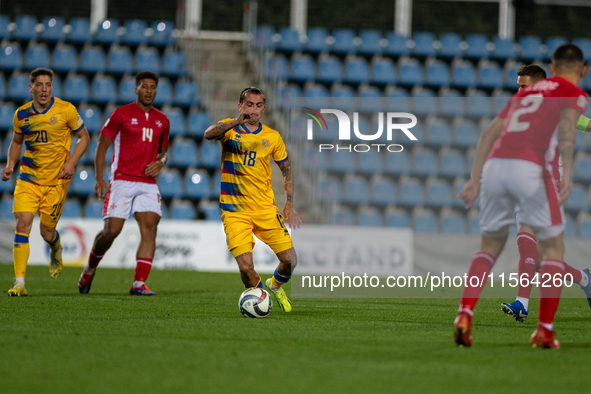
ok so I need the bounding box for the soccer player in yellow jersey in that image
[0,68,90,296]
[205,87,302,312]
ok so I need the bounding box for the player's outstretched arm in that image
[1,132,24,181]
[558,108,580,205]
[59,127,90,180]
[277,158,302,229]
[458,116,504,209]
[94,134,113,199]
[145,146,168,177]
[576,114,591,133]
[204,111,250,140]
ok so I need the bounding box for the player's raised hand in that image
[458,179,480,209]
[145,160,165,177]
[236,109,251,124]
[95,177,109,199]
[1,167,13,181]
[58,161,75,180]
[283,203,302,229]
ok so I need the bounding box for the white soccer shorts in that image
[479,158,564,241]
[103,180,163,219]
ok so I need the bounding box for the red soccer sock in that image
[516,232,538,299]
[538,260,565,325]
[459,252,496,313]
[134,258,153,283]
[88,249,105,270]
[563,261,582,285]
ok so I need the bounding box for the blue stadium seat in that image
[278,27,301,52]
[163,107,186,137]
[171,138,198,168]
[398,58,423,86]
[107,46,133,75]
[399,177,424,206]
[68,17,91,44]
[564,215,576,238]
[265,54,288,80]
[185,169,212,199]
[426,178,452,208]
[385,208,409,228]
[80,136,98,165]
[52,74,62,98]
[0,103,16,130]
[317,56,342,84]
[466,90,491,118]
[303,84,329,109]
[331,206,355,226]
[411,88,436,117]
[359,30,382,55]
[439,33,463,58]
[118,76,136,103]
[519,36,542,61]
[150,21,175,47]
[565,183,588,211]
[78,105,103,133]
[343,176,369,205]
[0,15,9,40]
[305,27,328,53]
[14,15,38,42]
[358,86,383,114]
[466,34,489,59]
[492,91,511,114]
[370,176,396,206]
[441,210,466,234]
[135,47,160,73]
[358,207,382,227]
[200,141,221,169]
[385,32,408,57]
[440,149,466,178]
[212,172,222,198]
[0,42,22,71]
[575,154,591,182]
[413,32,436,57]
[63,74,89,103]
[331,28,356,54]
[71,168,95,196]
[453,118,478,148]
[188,111,211,138]
[425,117,451,147]
[384,87,410,113]
[153,78,173,106]
[8,72,30,101]
[492,36,516,60]
[468,212,480,234]
[370,58,396,85]
[327,150,356,174]
[412,148,438,177]
[123,19,147,45]
[290,55,316,82]
[425,61,450,88]
[0,73,6,100]
[438,89,464,117]
[170,200,196,220]
[158,169,183,198]
[95,19,120,44]
[479,62,503,89]
[52,45,77,73]
[412,208,438,233]
[80,46,106,74]
[276,84,301,108]
[344,57,369,84]
[452,61,476,89]
[544,37,568,60]
[573,38,591,62]
[0,173,14,194]
[253,25,275,49]
[91,75,117,104]
[25,44,50,69]
[175,80,200,107]
[162,51,187,77]
[84,199,104,219]
[331,85,356,112]
[200,200,221,221]
[317,176,341,202]
[61,199,82,218]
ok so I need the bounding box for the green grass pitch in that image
[1,264,590,394]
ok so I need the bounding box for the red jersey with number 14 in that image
[101,102,170,184]
[490,76,588,168]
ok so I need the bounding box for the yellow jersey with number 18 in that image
[13,97,84,186]
[218,119,288,213]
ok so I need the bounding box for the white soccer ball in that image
[239,287,272,318]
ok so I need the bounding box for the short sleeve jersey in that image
[101,102,170,184]
[217,119,288,213]
[490,76,588,169]
[13,97,85,186]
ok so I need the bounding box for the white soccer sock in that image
[15,276,25,285]
[516,296,529,311]
[539,322,553,331]
[579,271,589,287]
[133,281,145,288]
[85,266,96,275]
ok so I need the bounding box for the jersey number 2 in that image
[142,127,153,142]
[507,94,544,132]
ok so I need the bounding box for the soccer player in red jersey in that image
[78,71,170,296]
[455,44,588,348]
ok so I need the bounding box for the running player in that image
[1,67,90,296]
[501,65,591,321]
[78,71,170,296]
[204,87,301,312]
[455,44,588,348]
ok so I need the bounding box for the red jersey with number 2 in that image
[101,102,170,184]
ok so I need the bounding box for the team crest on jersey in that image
[50,116,58,125]
[131,118,138,125]
[235,134,241,141]
[155,120,163,128]
[262,138,270,147]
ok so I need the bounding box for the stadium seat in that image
[68,17,91,44]
[452,118,478,148]
[426,178,452,208]
[425,117,451,147]
[327,149,357,174]
[440,149,466,178]
[71,168,95,196]
[343,175,369,205]
[439,33,463,58]
[451,61,477,89]
[95,19,120,44]
[153,78,173,106]
[199,140,221,169]
[385,32,409,57]
[0,73,6,100]
[84,199,104,219]
[398,177,425,207]
[14,15,38,42]
[265,55,288,80]
[305,27,329,53]
[51,74,63,98]
[170,200,196,220]
[331,28,356,54]
[8,72,30,101]
[123,19,147,45]
[385,208,409,228]
[0,42,23,71]
[412,148,438,177]
[573,38,591,62]
[370,58,396,85]
[174,80,200,107]
[317,56,342,84]
[384,148,410,177]
[466,90,491,118]
[200,200,221,221]
[135,47,160,73]
[158,169,183,199]
[413,32,436,57]
[0,197,14,219]
[278,27,301,52]
[331,85,356,112]
[162,50,187,77]
[331,206,355,226]
[544,37,568,60]
[253,25,275,49]
[290,55,316,82]
[25,44,50,69]
[564,214,576,238]
[63,74,90,103]
[575,153,591,182]
[492,36,516,60]
[565,183,588,212]
[359,30,383,55]
[91,75,117,104]
[411,88,436,117]
[466,34,489,59]
[492,90,511,114]
[479,62,504,90]
[578,212,591,238]
[344,57,369,84]
[358,86,383,114]
[425,60,450,88]
[188,111,211,138]
[438,89,464,117]
[370,176,396,206]
[118,76,136,103]
[170,138,198,168]
[52,45,78,73]
[357,206,383,227]
[0,102,16,130]
[80,46,106,74]
[184,169,212,199]
[384,87,410,113]
[150,21,175,47]
[0,15,9,40]
[412,208,438,233]
[0,173,14,194]
[398,58,423,87]
[78,105,103,133]
[468,210,480,234]
[163,107,186,137]
[107,46,133,75]
[441,210,466,234]
[504,61,521,89]
[519,36,542,61]
[317,176,341,202]
[61,199,82,218]
[212,172,222,198]
[303,84,329,109]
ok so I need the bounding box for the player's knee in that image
[40,230,55,243]
[102,227,122,241]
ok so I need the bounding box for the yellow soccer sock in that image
[13,232,30,279]
[48,230,61,254]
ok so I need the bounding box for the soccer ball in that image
[239,287,272,318]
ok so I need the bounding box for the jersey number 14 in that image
[142,127,153,142]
